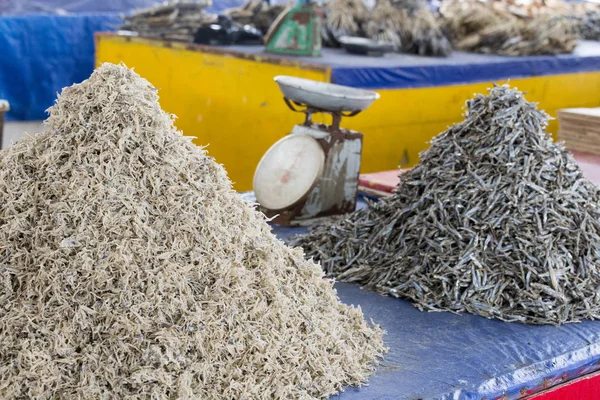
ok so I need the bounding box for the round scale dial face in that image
[253,134,325,211]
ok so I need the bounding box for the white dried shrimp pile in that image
[293,85,600,325]
[0,63,385,399]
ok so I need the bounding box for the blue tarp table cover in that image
[226,41,600,90]
[272,222,600,399]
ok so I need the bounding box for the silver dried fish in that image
[292,84,600,326]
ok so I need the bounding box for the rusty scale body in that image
[253,76,379,226]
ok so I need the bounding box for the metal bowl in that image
[274,75,380,112]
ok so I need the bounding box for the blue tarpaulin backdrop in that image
[0,1,246,121]
[0,0,244,15]
[0,14,121,121]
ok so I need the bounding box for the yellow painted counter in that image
[95,33,600,190]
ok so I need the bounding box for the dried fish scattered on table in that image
[0,63,385,398]
[395,3,452,56]
[292,85,600,325]
[440,0,578,56]
[363,0,403,50]
[326,0,451,56]
[120,1,216,42]
[223,0,290,35]
[364,0,451,56]
[323,0,370,47]
[578,10,600,41]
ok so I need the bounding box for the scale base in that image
[262,124,363,227]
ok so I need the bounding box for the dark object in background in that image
[222,0,288,35]
[194,15,263,45]
[120,1,214,42]
[338,36,394,56]
[580,10,600,41]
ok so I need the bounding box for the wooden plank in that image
[558,107,600,119]
[564,142,600,155]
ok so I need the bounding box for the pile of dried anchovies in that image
[0,63,384,399]
[292,85,600,325]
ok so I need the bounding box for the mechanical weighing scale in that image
[253,76,379,226]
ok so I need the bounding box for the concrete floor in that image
[2,121,44,149]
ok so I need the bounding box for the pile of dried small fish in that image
[491,0,571,19]
[363,0,402,50]
[440,0,578,55]
[495,0,600,42]
[323,0,369,46]
[223,0,290,34]
[394,2,452,56]
[120,1,216,42]
[0,63,385,398]
[324,0,451,56]
[292,85,600,325]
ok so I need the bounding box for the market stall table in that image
[96,34,600,190]
[266,141,600,399]
[272,221,600,400]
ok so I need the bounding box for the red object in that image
[358,151,600,197]
[526,369,600,400]
[358,170,402,196]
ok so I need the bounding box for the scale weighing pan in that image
[253,133,325,211]
[274,76,380,113]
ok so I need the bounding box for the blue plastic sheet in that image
[228,41,600,89]
[0,14,121,121]
[0,2,251,122]
[272,220,600,399]
[330,49,600,90]
[328,41,600,89]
